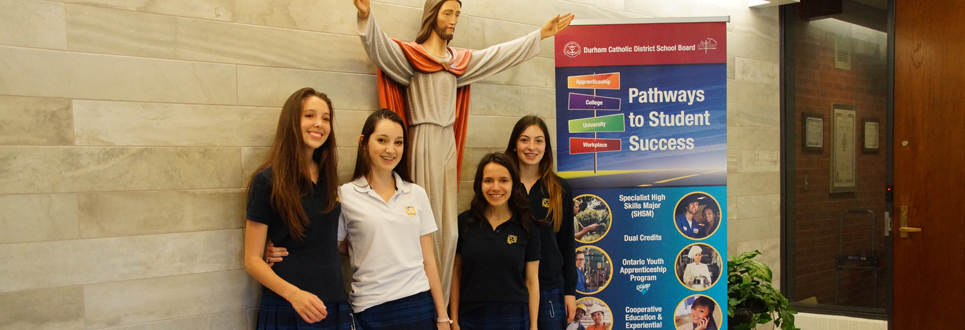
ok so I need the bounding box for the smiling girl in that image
[243,88,356,329]
[450,153,541,330]
[338,109,451,329]
[505,115,577,329]
[678,296,717,330]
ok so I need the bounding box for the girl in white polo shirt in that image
[339,109,450,329]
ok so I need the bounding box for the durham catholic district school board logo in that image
[698,38,718,54]
[405,206,416,217]
[507,234,518,244]
[564,41,581,58]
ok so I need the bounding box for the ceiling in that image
[851,0,888,9]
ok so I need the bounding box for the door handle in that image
[898,226,921,234]
[899,206,921,238]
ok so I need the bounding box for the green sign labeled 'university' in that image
[568,114,626,133]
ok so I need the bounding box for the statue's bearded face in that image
[433,0,460,41]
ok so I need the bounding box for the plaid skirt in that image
[355,291,436,329]
[458,302,529,330]
[537,287,566,330]
[257,294,359,330]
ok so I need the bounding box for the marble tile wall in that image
[0,0,67,49]
[0,96,73,146]
[0,0,786,328]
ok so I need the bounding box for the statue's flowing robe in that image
[358,14,541,299]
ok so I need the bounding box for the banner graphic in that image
[556,20,728,330]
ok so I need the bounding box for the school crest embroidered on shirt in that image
[542,198,550,208]
[507,234,518,244]
[405,206,416,217]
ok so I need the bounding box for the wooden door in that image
[893,0,965,328]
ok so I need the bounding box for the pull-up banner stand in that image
[555,17,729,330]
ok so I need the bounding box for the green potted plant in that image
[727,251,799,330]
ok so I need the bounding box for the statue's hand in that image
[541,13,575,40]
[353,0,370,19]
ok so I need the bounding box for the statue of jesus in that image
[352,0,573,300]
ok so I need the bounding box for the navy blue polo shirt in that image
[246,169,347,303]
[456,211,540,304]
[527,177,577,296]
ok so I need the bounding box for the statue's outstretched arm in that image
[358,13,415,85]
[457,13,574,87]
[456,30,541,87]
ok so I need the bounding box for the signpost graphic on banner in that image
[567,72,623,172]
[556,17,729,330]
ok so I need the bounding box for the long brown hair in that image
[415,0,462,44]
[505,115,564,232]
[352,109,413,182]
[248,88,339,241]
[465,153,538,237]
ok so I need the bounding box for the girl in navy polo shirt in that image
[243,88,356,330]
[505,115,577,330]
[450,153,542,330]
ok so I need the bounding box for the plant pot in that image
[728,298,768,330]
[727,310,754,330]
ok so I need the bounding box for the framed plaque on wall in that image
[863,118,880,154]
[830,104,856,193]
[802,113,824,152]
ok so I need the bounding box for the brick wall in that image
[790,17,888,308]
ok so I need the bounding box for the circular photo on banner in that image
[673,295,723,330]
[575,246,613,295]
[572,297,613,330]
[674,243,723,291]
[673,192,722,240]
[574,194,613,243]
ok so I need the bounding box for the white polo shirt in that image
[337,172,438,312]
